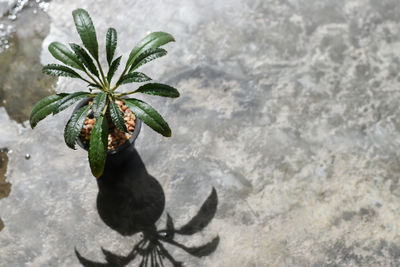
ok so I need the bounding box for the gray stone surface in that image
[1,0,400,266]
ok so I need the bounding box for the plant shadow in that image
[75,145,219,266]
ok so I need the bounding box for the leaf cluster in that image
[30,8,179,178]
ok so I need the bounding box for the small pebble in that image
[25,154,31,160]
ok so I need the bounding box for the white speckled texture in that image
[1,0,400,266]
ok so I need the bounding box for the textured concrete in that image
[1,0,400,266]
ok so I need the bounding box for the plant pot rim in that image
[73,97,142,155]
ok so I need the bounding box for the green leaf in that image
[87,83,103,90]
[89,115,108,178]
[117,72,151,86]
[70,43,99,77]
[72,8,99,60]
[107,56,121,84]
[124,98,171,137]
[42,64,82,79]
[109,100,127,132]
[48,42,84,70]
[92,92,107,118]
[29,93,69,128]
[129,48,167,72]
[125,32,175,69]
[106,28,117,66]
[64,105,90,149]
[135,83,179,98]
[53,92,90,114]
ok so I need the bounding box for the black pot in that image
[73,97,142,157]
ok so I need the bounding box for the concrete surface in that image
[1,0,400,266]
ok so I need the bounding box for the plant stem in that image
[113,65,129,91]
[85,70,102,85]
[96,59,108,88]
[101,98,109,116]
[80,76,93,84]
[110,83,119,92]
[115,90,136,97]
[84,70,103,88]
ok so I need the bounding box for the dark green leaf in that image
[70,43,99,77]
[53,92,90,114]
[129,48,167,72]
[117,72,151,86]
[48,42,84,70]
[106,28,117,66]
[29,93,69,128]
[64,105,90,149]
[126,32,175,69]
[72,8,99,60]
[135,83,179,98]
[87,83,103,90]
[42,64,82,79]
[107,56,121,84]
[124,98,171,137]
[89,115,108,178]
[92,92,107,118]
[109,100,127,132]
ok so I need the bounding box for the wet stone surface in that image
[1,0,400,266]
[0,148,10,231]
[0,1,56,123]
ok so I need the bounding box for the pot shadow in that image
[75,145,219,267]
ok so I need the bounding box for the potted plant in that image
[29,8,179,178]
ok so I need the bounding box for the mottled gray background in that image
[1,0,400,266]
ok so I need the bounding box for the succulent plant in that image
[29,8,179,178]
